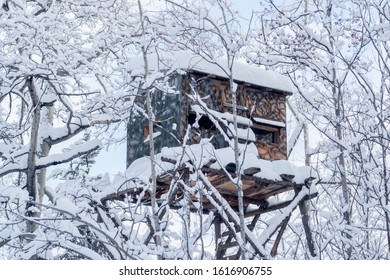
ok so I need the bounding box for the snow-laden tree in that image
[0,0,143,259]
[249,0,390,259]
[0,0,220,260]
[4,0,385,260]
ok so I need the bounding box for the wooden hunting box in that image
[126,53,292,167]
[117,54,317,259]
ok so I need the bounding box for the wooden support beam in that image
[271,214,291,257]
[214,217,222,241]
[218,192,269,208]
[201,167,225,175]
[100,184,144,205]
[244,192,318,217]
[244,181,299,199]
[215,215,239,259]
[200,176,267,259]
[161,156,177,164]
[244,167,261,176]
[219,239,238,251]
[247,214,261,230]
[296,188,317,258]
[280,174,295,182]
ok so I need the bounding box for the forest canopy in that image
[0,0,389,260]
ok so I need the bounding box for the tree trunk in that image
[37,105,54,204]
[299,123,317,257]
[137,0,162,259]
[326,1,352,259]
[25,76,40,233]
[229,74,247,259]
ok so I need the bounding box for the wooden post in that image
[214,215,223,259]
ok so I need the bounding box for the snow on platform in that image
[112,140,317,212]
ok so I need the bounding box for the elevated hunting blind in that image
[126,53,291,166]
[118,53,317,259]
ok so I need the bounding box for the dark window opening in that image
[188,113,216,130]
[252,126,278,143]
[225,162,236,173]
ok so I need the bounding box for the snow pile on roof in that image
[126,51,293,93]
[124,141,315,185]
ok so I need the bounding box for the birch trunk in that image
[25,76,40,233]
[327,2,352,258]
[137,0,162,259]
[229,73,247,259]
[37,105,54,204]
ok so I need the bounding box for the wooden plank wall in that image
[182,73,288,160]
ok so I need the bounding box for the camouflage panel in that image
[126,76,182,167]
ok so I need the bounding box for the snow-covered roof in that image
[127,52,293,93]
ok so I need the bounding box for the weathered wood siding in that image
[245,88,288,160]
[127,72,289,167]
[182,73,288,160]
